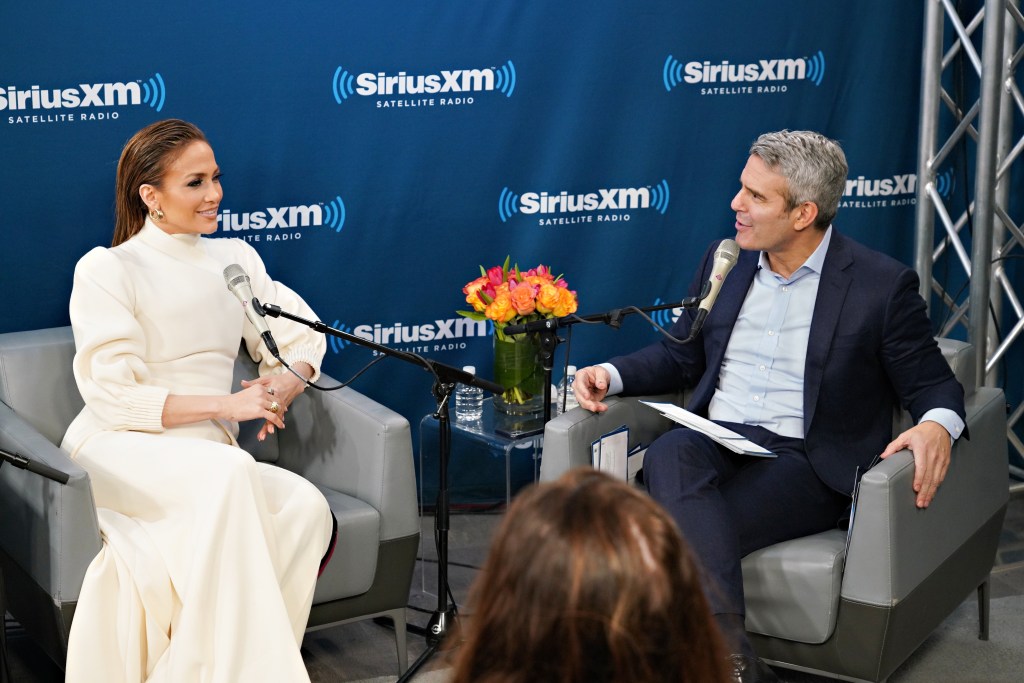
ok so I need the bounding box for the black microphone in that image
[223,264,281,358]
[685,239,740,342]
[503,318,559,336]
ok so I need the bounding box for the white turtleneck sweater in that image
[63,219,325,453]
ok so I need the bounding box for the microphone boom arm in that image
[258,301,504,395]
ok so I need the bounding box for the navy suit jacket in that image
[609,231,966,494]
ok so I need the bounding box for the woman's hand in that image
[240,362,314,441]
[161,364,314,434]
[222,382,288,432]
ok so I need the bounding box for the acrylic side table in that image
[417,397,544,509]
[415,397,546,598]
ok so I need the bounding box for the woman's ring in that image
[269,401,280,414]
[267,387,275,396]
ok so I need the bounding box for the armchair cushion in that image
[742,530,846,643]
[311,485,380,602]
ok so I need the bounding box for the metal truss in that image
[916,0,1024,481]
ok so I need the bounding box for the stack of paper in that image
[591,425,629,479]
[640,402,775,457]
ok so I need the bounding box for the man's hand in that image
[880,420,952,508]
[573,365,611,412]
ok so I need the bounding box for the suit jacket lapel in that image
[803,232,853,433]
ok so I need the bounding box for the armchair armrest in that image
[841,385,1008,606]
[0,403,101,602]
[273,377,418,542]
[540,392,686,481]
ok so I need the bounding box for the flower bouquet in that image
[458,257,579,414]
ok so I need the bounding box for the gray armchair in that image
[0,326,419,674]
[540,338,1008,682]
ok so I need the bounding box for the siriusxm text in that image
[684,59,807,84]
[844,174,916,197]
[521,188,652,214]
[217,206,322,231]
[356,70,495,96]
[0,83,142,111]
[353,319,489,345]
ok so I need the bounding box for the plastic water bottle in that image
[557,365,579,414]
[454,365,484,422]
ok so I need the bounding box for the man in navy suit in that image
[574,130,966,683]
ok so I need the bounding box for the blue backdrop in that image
[5,2,988,471]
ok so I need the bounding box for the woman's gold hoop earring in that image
[149,209,165,221]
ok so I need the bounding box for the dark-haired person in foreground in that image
[449,468,731,683]
[573,130,966,682]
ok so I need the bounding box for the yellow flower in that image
[462,276,489,313]
[552,287,578,317]
[485,291,517,323]
[535,282,562,315]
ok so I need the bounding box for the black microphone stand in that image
[504,285,711,425]
[0,447,70,683]
[258,302,502,681]
[0,448,70,486]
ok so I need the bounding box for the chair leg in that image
[383,607,409,674]
[1,566,11,683]
[977,578,990,641]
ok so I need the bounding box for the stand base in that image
[396,607,457,682]
[1,564,10,683]
[424,607,457,646]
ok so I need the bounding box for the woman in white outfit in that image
[62,119,336,682]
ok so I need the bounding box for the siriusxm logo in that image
[650,298,683,329]
[845,174,916,198]
[217,196,346,235]
[498,180,670,223]
[332,61,516,104]
[328,317,490,355]
[840,169,954,209]
[663,51,826,90]
[843,170,953,199]
[0,73,166,112]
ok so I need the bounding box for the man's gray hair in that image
[749,130,848,229]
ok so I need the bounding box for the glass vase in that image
[492,332,545,415]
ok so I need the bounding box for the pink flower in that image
[486,266,505,286]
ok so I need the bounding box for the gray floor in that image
[5,491,1024,682]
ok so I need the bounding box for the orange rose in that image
[552,287,578,317]
[523,275,550,289]
[485,291,517,323]
[535,282,561,314]
[462,276,489,313]
[509,281,538,315]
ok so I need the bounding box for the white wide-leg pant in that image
[65,431,332,683]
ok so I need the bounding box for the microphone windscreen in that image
[715,239,740,265]
[223,264,249,290]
